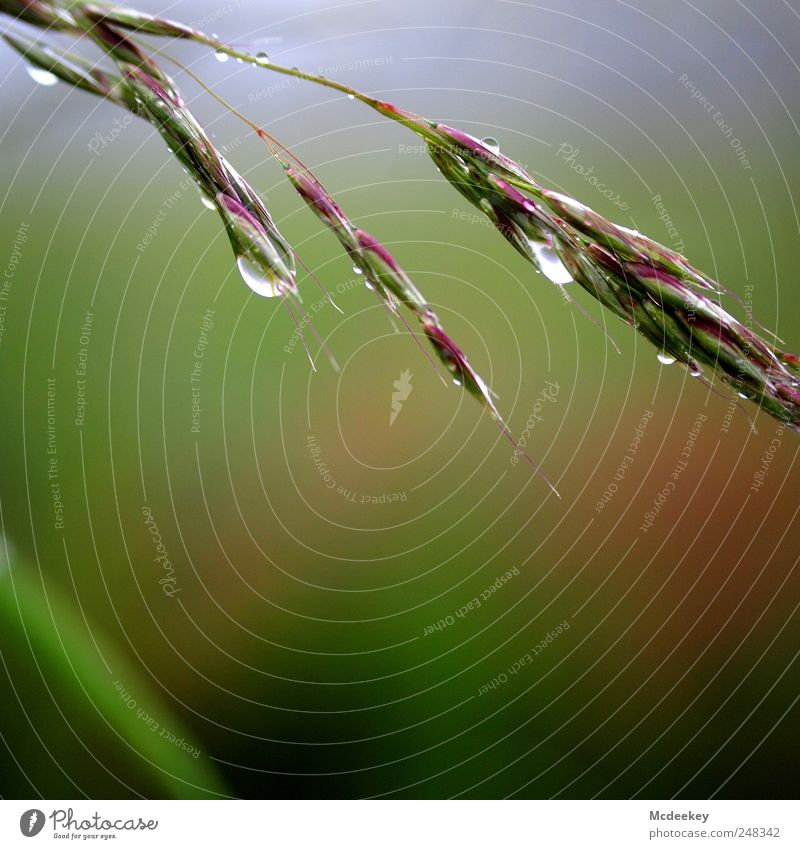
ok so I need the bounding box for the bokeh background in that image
[0,0,798,799]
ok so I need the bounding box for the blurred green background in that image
[0,0,798,799]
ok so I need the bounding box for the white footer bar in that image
[2,799,796,847]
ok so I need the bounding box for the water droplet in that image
[481,136,500,154]
[548,191,590,215]
[197,190,216,211]
[737,391,751,399]
[26,66,58,87]
[690,368,702,377]
[452,377,463,387]
[347,93,355,100]
[255,52,270,65]
[363,279,374,291]
[214,50,229,63]
[531,242,573,286]
[657,353,676,365]
[352,265,363,275]
[237,255,282,298]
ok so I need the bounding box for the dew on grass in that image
[237,255,282,298]
[27,66,58,87]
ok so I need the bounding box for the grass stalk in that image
[3,0,798,444]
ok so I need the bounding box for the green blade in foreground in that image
[0,561,227,799]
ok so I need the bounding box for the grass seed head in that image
[5,0,798,441]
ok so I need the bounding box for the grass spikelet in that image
[4,0,797,478]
